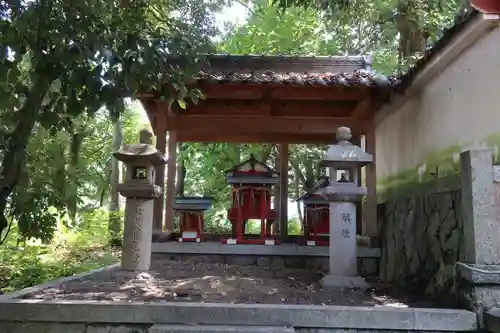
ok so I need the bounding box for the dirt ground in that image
[22,257,439,307]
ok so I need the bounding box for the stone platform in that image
[0,263,479,333]
[0,299,478,333]
[152,242,381,277]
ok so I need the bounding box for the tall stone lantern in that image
[113,133,166,271]
[318,126,373,289]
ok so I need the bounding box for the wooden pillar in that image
[164,131,177,233]
[354,134,363,236]
[279,143,289,238]
[364,127,378,239]
[153,110,166,232]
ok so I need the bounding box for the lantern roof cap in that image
[113,144,167,165]
[320,127,373,168]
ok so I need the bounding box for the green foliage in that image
[270,0,468,73]
[0,208,119,293]
[3,105,145,243]
[0,0,224,236]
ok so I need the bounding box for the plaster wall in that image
[376,25,500,180]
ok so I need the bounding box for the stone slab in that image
[0,263,120,300]
[151,242,380,258]
[319,275,369,290]
[295,327,458,333]
[493,165,500,183]
[0,322,151,333]
[0,322,86,333]
[0,300,477,331]
[150,324,295,332]
[486,308,500,332]
[456,262,500,284]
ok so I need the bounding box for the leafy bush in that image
[0,208,119,293]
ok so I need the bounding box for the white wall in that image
[376,26,500,179]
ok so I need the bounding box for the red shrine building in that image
[222,155,280,245]
[296,178,330,246]
[174,196,214,242]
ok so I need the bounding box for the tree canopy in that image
[0,0,471,242]
[0,0,222,238]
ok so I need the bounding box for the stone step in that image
[149,324,296,333]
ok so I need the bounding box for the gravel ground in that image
[22,257,438,307]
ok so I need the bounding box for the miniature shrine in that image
[174,196,214,242]
[222,155,280,245]
[296,178,330,246]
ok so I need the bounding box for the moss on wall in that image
[378,132,500,199]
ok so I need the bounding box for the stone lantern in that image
[113,133,166,271]
[318,126,373,289]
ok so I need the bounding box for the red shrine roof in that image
[226,155,279,185]
[296,177,330,201]
[192,54,398,87]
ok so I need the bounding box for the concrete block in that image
[149,324,295,332]
[0,322,86,333]
[151,242,380,258]
[486,308,500,332]
[0,301,478,331]
[87,325,149,333]
[460,149,500,265]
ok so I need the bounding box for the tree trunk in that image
[99,170,112,208]
[234,144,241,164]
[175,144,186,196]
[108,115,123,246]
[0,89,45,237]
[67,132,83,221]
[294,177,304,233]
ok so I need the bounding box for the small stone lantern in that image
[113,135,166,271]
[318,126,373,289]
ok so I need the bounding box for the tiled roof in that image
[193,54,398,88]
[197,69,398,87]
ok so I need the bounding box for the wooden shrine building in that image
[138,54,394,241]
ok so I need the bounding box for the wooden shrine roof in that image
[141,54,395,144]
[295,177,329,201]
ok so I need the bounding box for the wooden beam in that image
[174,100,355,118]
[164,131,178,233]
[166,116,359,135]
[272,101,354,118]
[197,83,264,99]
[279,144,289,238]
[140,85,370,102]
[351,95,373,122]
[270,86,368,101]
[153,103,166,232]
[364,125,377,240]
[177,132,335,144]
[197,85,369,101]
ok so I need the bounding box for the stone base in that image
[153,253,379,277]
[319,274,370,290]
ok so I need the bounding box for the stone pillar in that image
[318,127,372,290]
[329,201,357,276]
[456,149,500,324]
[113,143,166,271]
[122,199,154,271]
